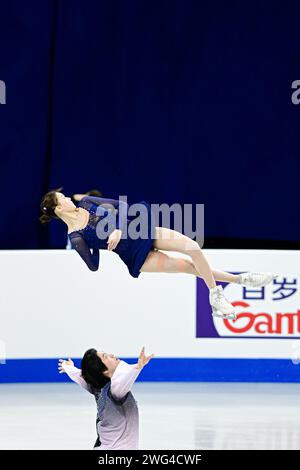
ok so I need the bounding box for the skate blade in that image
[264,273,279,286]
[212,307,236,321]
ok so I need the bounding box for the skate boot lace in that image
[213,286,225,301]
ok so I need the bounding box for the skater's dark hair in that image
[81,348,110,393]
[85,189,103,197]
[39,186,64,224]
[70,188,103,204]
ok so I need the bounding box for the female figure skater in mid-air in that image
[58,346,153,450]
[40,188,277,320]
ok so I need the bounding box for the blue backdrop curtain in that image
[0,0,299,249]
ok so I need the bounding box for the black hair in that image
[39,186,64,224]
[70,189,103,205]
[81,348,110,393]
[85,189,103,197]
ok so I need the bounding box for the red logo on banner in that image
[223,301,300,335]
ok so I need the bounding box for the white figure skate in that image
[209,285,236,320]
[237,272,278,288]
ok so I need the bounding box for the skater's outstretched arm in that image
[72,194,88,202]
[69,232,100,271]
[58,359,92,393]
[110,347,154,401]
[110,361,142,401]
[74,194,115,213]
[81,196,128,232]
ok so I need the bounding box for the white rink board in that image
[0,249,298,360]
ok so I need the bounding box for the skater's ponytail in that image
[81,348,110,393]
[39,186,63,224]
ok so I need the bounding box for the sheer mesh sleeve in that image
[62,364,93,394]
[110,360,141,401]
[81,196,128,232]
[69,232,100,272]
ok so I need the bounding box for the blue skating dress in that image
[68,196,156,278]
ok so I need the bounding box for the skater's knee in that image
[182,239,200,253]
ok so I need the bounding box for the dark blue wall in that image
[1,0,299,248]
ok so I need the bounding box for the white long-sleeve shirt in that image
[63,360,141,450]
